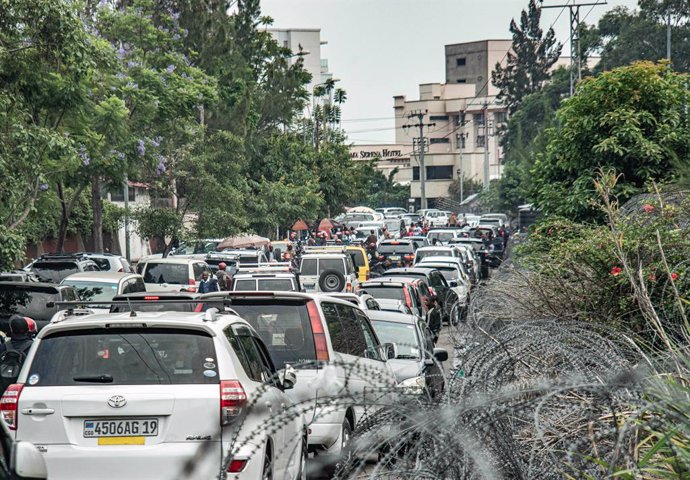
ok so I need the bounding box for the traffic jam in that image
[0,207,510,479]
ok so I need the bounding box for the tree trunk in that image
[91,176,104,253]
[56,182,69,253]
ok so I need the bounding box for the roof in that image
[416,246,456,251]
[233,272,295,279]
[367,310,417,324]
[361,280,409,288]
[112,292,199,299]
[142,257,205,265]
[61,272,139,282]
[418,257,462,265]
[386,267,437,274]
[201,291,358,308]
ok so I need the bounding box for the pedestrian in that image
[0,315,35,395]
[215,262,232,290]
[448,212,458,227]
[307,233,316,246]
[365,230,378,246]
[198,271,219,293]
[426,297,442,344]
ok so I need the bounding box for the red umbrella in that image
[291,219,309,231]
[317,218,335,231]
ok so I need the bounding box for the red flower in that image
[642,204,655,213]
[648,273,656,282]
[671,272,679,281]
[611,266,623,276]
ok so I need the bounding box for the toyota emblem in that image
[107,395,127,409]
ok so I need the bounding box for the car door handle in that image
[22,408,55,416]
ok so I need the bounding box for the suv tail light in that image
[1,384,23,430]
[307,301,329,362]
[403,287,413,310]
[228,459,248,473]
[220,380,247,425]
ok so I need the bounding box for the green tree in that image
[596,3,690,73]
[491,0,562,114]
[532,61,690,221]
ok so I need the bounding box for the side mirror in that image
[45,302,55,308]
[12,441,48,479]
[381,342,397,360]
[449,280,458,287]
[279,365,297,390]
[433,348,448,363]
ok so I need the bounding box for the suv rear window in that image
[229,300,316,369]
[319,258,345,275]
[416,250,451,261]
[427,232,456,243]
[364,286,406,302]
[31,262,80,283]
[28,328,218,386]
[300,258,317,276]
[379,243,414,254]
[0,285,60,322]
[144,263,189,285]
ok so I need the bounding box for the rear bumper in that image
[37,442,228,480]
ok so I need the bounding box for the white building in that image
[268,28,333,98]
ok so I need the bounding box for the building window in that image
[457,134,466,149]
[476,135,486,148]
[495,111,508,124]
[473,113,485,126]
[430,137,450,144]
[456,79,467,84]
[459,112,466,125]
[429,115,449,122]
[456,57,466,66]
[412,166,454,181]
[110,187,135,202]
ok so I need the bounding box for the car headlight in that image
[396,376,426,395]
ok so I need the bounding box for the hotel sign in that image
[350,146,405,160]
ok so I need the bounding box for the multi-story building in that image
[268,28,333,97]
[393,83,507,208]
[445,39,512,97]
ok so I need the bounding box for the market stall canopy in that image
[317,218,335,231]
[291,220,309,231]
[217,234,270,250]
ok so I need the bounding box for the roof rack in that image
[303,245,351,254]
[52,299,229,322]
[38,252,89,260]
[236,262,295,273]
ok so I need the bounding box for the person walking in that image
[198,271,219,293]
[215,262,232,290]
[0,316,35,395]
[426,297,442,344]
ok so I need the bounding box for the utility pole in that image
[123,176,131,261]
[456,110,468,203]
[482,102,490,191]
[541,1,607,96]
[667,7,672,62]
[403,110,435,210]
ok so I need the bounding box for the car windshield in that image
[345,214,373,222]
[365,286,405,302]
[143,263,189,285]
[0,285,60,322]
[379,243,414,254]
[62,281,119,307]
[31,262,80,283]
[427,232,455,243]
[176,241,220,255]
[416,250,451,260]
[28,328,218,385]
[229,301,317,369]
[371,320,420,359]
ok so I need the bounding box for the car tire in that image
[318,269,346,292]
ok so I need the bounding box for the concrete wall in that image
[445,40,511,97]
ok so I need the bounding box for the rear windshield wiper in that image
[395,355,419,360]
[73,374,114,383]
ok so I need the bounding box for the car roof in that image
[221,249,262,256]
[40,310,247,337]
[416,262,458,269]
[233,272,295,279]
[300,253,347,259]
[361,280,409,288]
[419,256,461,264]
[380,239,413,244]
[0,281,62,290]
[416,246,455,251]
[386,267,437,275]
[112,292,199,299]
[201,291,358,307]
[367,310,417,324]
[143,258,205,265]
[61,272,139,282]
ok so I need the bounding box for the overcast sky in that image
[261,0,639,144]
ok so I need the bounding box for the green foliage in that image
[354,164,411,209]
[0,230,26,270]
[532,62,690,222]
[596,2,690,74]
[132,207,186,256]
[491,0,562,114]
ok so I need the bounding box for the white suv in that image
[204,292,398,473]
[140,258,212,292]
[4,308,307,479]
[299,253,359,293]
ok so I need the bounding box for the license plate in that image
[84,419,158,438]
[388,256,400,261]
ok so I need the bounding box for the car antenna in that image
[126,296,137,317]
